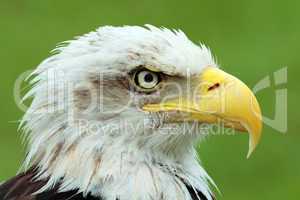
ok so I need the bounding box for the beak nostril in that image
[208,83,220,91]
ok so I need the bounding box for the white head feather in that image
[21,25,217,200]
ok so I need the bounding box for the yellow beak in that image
[142,67,262,157]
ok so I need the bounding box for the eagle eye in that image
[132,68,162,91]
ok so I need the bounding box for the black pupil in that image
[144,73,154,82]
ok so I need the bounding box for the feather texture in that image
[15,25,217,200]
[0,168,100,200]
[0,168,213,200]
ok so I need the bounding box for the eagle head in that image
[21,25,262,200]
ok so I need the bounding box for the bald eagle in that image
[0,25,262,200]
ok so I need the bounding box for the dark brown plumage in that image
[0,168,99,200]
[0,168,213,200]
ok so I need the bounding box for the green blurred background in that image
[0,0,299,199]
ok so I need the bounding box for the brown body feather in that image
[0,168,213,200]
[0,168,99,200]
